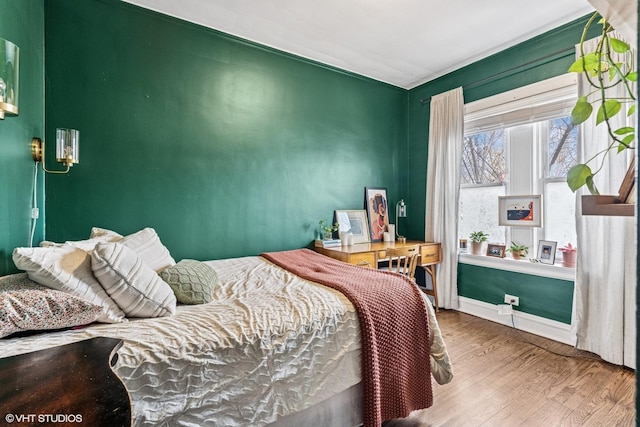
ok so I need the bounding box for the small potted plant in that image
[469,231,489,255]
[318,219,339,240]
[507,241,529,260]
[559,243,577,267]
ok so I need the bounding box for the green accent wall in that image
[458,264,574,324]
[0,0,44,275]
[43,0,406,261]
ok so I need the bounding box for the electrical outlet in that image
[504,294,519,306]
[497,304,513,315]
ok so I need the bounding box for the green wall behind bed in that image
[0,0,45,275]
[41,0,407,261]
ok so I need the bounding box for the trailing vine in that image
[566,12,636,194]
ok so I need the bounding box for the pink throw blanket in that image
[261,249,432,427]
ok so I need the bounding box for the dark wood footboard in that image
[0,337,131,426]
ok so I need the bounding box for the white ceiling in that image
[123,0,594,89]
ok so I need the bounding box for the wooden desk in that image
[0,337,131,427]
[315,240,441,310]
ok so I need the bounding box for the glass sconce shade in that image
[0,38,19,119]
[396,199,407,218]
[56,128,79,166]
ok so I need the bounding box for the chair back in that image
[386,245,420,281]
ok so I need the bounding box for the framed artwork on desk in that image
[334,210,371,244]
[364,187,388,242]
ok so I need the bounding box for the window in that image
[459,75,578,257]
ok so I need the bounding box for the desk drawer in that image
[420,244,441,265]
[348,252,376,268]
[376,250,388,260]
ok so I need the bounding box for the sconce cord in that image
[29,162,38,247]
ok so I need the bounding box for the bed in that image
[0,227,452,427]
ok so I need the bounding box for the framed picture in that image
[498,195,543,227]
[486,244,506,258]
[364,187,389,242]
[537,240,557,265]
[334,210,371,244]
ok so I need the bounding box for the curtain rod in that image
[417,46,575,106]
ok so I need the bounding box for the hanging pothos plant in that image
[566,12,637,195]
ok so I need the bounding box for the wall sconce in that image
[31,128,80,174]
[0,38,19,119]
[396,199,407,243]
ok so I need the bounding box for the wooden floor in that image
[387,310,636,427]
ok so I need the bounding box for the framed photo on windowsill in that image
[498,195,543,227]
[536,240,557,265]
[486,244,506,258]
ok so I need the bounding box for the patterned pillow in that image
[0,273,103,338]
[12,245,126,323]
[159,260,218,305]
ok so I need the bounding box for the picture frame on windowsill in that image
[498,195,543,228]
[536,240,557,265]
[486,244,506,258]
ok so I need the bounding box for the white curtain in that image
[574,34,636,368]
[425,87,464,310]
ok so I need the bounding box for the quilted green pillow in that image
[159,260,217,305]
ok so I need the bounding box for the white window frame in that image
[459,74,578,279]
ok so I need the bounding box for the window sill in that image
[458,253,575,281]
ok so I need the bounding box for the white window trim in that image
[459,253,576,281]
[460,73,579,278]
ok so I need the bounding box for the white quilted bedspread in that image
[0,256,451,426]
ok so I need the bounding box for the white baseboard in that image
[457,296,576,346]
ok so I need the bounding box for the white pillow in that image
[120,228,175,272]
[39,233,122,251]
[90,227,123,241]
[91,242,176,318]
[12,245,126,323]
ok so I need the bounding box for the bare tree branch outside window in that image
[461,130,505,185]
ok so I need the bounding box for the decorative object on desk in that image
[318,219,339,240]
[498,195,543,227]
[334,210,370,244]
[486,243,506,258]
[314,239,341,248]
[507,241,529,260]
[536,240,557,265]
[387,224,396,242]
[32,128,80,174]
[469,231,488,255]
[395,199,407,242]
[559,243,577,267]
[566,12,636,195]
[364,187,388,242]
[0,38,19,119]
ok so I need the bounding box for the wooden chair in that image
[385,245,420,281]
